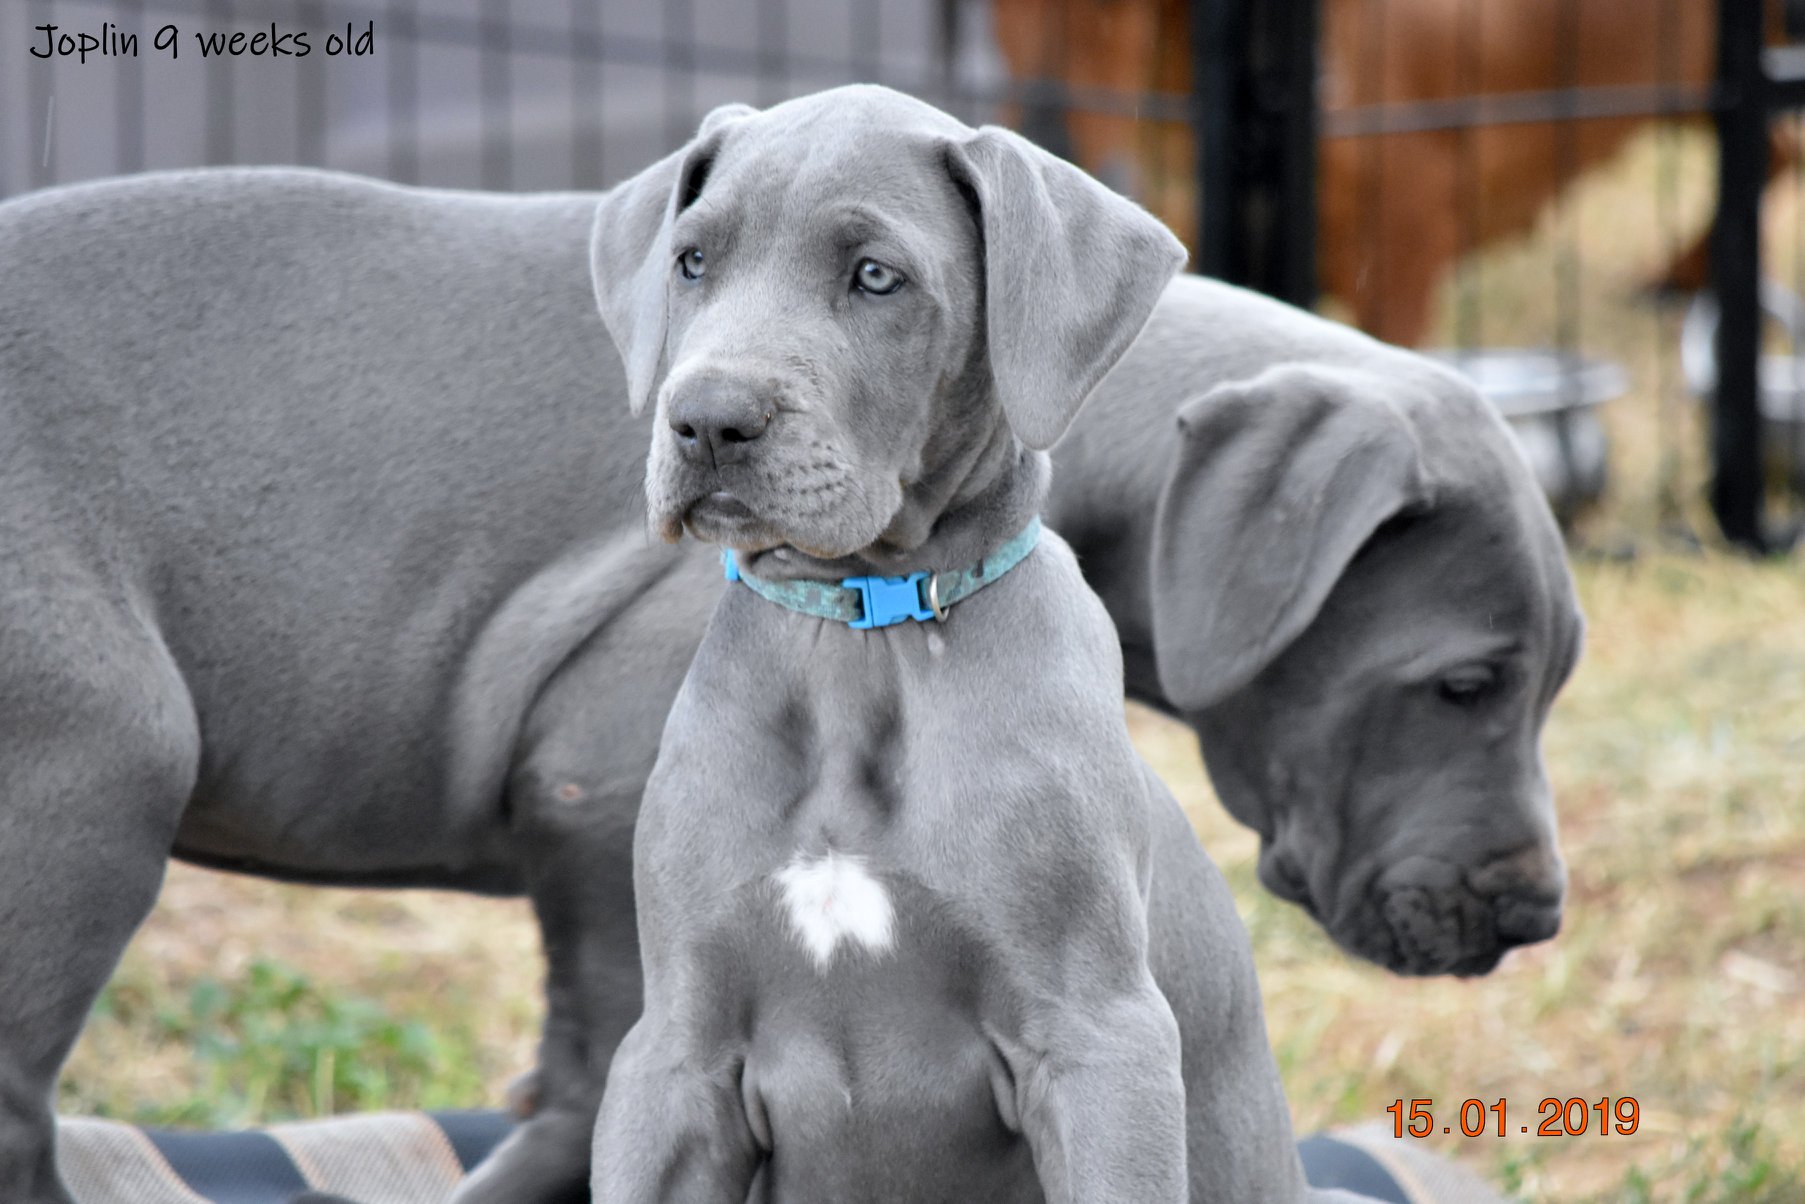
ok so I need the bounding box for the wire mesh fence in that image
[5,0,1800,547]
[6,0,1015,196]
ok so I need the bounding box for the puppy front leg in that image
[592,1019,761,1203]
[996,986,1188,1204]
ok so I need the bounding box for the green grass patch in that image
[76,956,491,1128]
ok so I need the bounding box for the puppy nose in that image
[1492,890,1562,946]
[1467,842,1565,948]
[668,379,772,466]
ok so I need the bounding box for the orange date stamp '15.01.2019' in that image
[1385,1097,1641,1139]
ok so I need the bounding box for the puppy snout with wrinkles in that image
[1369,847,1566,977]
[1259,825,1566,977]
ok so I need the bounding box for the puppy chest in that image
[738,678,918,840]
[773,852,898,967]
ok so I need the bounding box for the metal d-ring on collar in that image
[720,516,1042,630]
[925,571,947,622]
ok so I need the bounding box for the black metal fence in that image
[1202,0,1805,552]
[1711,0,1805,550]
[5,0,1799,549]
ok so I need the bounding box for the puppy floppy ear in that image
[945,126,1187,450]
[590,102,757,414]
[1151,364,1432,711]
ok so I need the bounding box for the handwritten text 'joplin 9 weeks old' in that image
[30,21,375,63]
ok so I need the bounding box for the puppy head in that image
[590,85,1185,560]
[1151,360,1584,976]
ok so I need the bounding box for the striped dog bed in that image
[56,1112,1506,1203]
[56,1112,506,1204]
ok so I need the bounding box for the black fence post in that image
[1248,0,1318,307]
[1710,0,1770,552]
[1193,0,1318,308]
[1192,0,1243,280]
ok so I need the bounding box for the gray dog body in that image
[0,173,689,1201]
[0,100,1577,1202]
[586,87,1317,1201]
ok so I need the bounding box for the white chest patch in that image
[774,853,895,969]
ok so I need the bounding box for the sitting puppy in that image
[587,85,1362,1203]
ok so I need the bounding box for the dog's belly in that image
[167,840,525,893]
[168,784,523,884]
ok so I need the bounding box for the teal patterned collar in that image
[721,517,1042,629]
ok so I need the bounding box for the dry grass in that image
[58,125,1805,1199]
[1138,539,1805,1200]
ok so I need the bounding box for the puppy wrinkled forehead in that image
[699,110,974,225]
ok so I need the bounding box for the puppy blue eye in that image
[677,247,706,281]
[854,258,904,295]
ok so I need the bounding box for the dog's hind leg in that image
[0,592,199,1204]
[444,795,640,1204]
[448,553,717,1204]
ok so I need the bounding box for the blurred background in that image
[11,0,1805,549]
[7,2,1803,1200]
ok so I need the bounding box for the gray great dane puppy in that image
[0,115,1576,1204]
[1053,282,1584,977]
[584,85,1341,1204]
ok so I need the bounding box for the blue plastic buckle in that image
[722,549,741,582]
[843,571,936,629]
